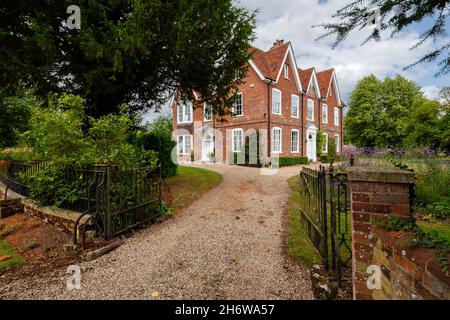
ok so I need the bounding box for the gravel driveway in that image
[0,164,313,300]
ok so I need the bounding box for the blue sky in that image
[143,0,449,123]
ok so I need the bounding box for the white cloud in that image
[238,0,445,102]
[422,85,441,100]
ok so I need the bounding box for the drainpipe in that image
[266,78,274,159]
[318,98,322,131]
[300,91,306,157]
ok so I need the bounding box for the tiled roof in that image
[316,69,334,98]
[298,67,314,90]
[248,40,339,101]
[249,42,290,80]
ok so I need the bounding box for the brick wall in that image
[348,167,450,300]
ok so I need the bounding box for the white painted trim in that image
[272,88,282,115]
[334,134,340,153]
[275,44,303,92]
[232,92,244,117]
[291,129,299,153]
[203,103,212,122]
[177,134,193,155]
[231,128,244,152]
[322,104,328,124]
[324,70,342,106]
[334,107,339,126]
[248,59,266,81]
[272,127,282,154]
[307,70,321,98]
[178,101,193,124]
[291,94,299,118]
[307,99,314,121]
[322,132,328,154]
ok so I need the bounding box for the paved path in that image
[0,164,313,300]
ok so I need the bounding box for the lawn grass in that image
[0,240,24,271]
[165,166,222,213]
[286,176,321,265]
[417,220,450,245]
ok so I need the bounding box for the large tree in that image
[345,74,423,147]
[316,0,450,75]
[0,0,255,117]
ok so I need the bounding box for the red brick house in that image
[172,39,344,163]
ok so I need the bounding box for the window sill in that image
[178,121,193,125]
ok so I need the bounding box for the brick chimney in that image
[271,39,284,49]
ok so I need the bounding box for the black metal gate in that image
[299,165,352,285]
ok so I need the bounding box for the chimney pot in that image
[272,39,285,48]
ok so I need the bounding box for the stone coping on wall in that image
[347,166,416,184]
[0,181,91,232]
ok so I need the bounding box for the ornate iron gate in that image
[299,165,352,285]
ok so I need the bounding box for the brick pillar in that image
[347,167,415,300]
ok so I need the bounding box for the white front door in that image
[306,129,317,162]
[202,132,214,161]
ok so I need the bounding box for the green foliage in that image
[0,88,35,148]
[412,159,450,219]
[316,130,325,158]
[274,157,309,167]
[316,0,450,76]
[380,215,450,275]
[0,225,19,239]
[134,116,178,178]
[345,74,424,148]
[0,240,24,271]
[1,0,255,117]
[327,137,337,164]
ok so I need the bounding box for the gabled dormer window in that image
[284,64,289,79]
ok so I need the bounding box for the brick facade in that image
[172,39,344,163]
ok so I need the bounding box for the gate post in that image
[347,167,415,300]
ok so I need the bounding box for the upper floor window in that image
[322,133,328,154]
[307,99,314,121]
[334,107,339,126]
[204,103,212,121]
[330,86,333,96]
[322,104,328,123]
[232,128,243,152]
[291,130,299,153]
[291,95,299,118]
[272,127,282,153]
[335,134,340,153]
[177,135,192,154]
[232,92,243,116]
[284,64,289,79]
[272,89,282,115]
[178,102,193,123]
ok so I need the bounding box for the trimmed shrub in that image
[274,157,309,167]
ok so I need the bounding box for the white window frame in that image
[291,129,299,153]
[334,107,339,126]
[322,133,328,154]
[232,128,244,152]
[307,99,314,121]
[335,134,340,153]
[272,127,282,154]
[232,92,243,117]
[177,135,192,155]
[272,88,282,115]
[204,103,212,121]
[291,94,299,118]
[322,104,328,124]
[177,102,193,124]
[284,64,289,79]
